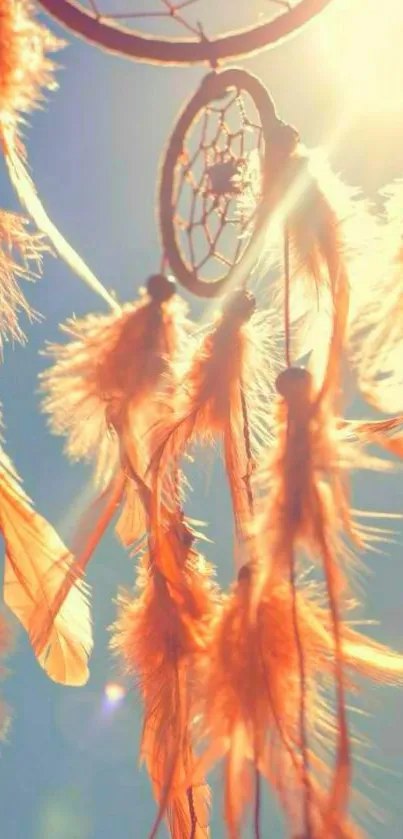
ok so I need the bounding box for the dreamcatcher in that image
[37,59,403,839]
[1,1,403,838]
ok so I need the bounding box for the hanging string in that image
[282,223,312,836]
[239,378,261,839]
[240,383,255,518]
[288,527,313,839]
[320,532,350,835]
[284,223,292,369]
[171,459,199,839]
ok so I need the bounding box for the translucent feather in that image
[0,431,92,686]
[41,286,190,551]
[194,567,403,838]
[111,541,217,839]
[150,292,275,551]
[251,364,403,836]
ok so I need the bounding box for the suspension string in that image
[171,458,200,839]
[240,381,255,518]
[284,223,292,368]
[289,540,313,839]
[239,377,262,839]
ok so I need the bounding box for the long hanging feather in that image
[238,125,377,391]
[250,362,403,837]
[257,366,353,836]
[150,288,275,555]
[111,513,217,839]
[0,0,116,310]
[194,562,403,839]
[36,278,190,665]
[0,209,46,351]
[0,414,92,686]
[41,274,188,548]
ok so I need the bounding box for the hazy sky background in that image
[1,1,403,837]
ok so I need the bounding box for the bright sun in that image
[318,0,403,113]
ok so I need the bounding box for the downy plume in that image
[252,363,403,837]
[240,125,374,386]
[34,278,190,667]
[194,564,403,839]
[41,275,189,550]
[151,288,275,555]
[111,519,217,839]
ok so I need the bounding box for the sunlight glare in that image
[318,0,403,113]
[104,682,126,704]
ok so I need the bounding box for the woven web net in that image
[77,0,296,38]
[167,87,265,283]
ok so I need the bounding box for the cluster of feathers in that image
[1,3,403,838]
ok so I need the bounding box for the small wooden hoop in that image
[158,68,281,298]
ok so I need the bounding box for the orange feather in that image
[0,421,92,686]
[244,128,358,378]
[111,533,217,839]
[194,564,403,838]
[151,289,274,552]
[252,364,403,836]
[255,368,355,836]
[41,276,189,550]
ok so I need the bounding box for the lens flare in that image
[104,682,126,704]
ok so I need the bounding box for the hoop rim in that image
[158,68,279,298]
[37,0,335,66]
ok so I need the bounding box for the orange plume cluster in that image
[151,288,275,554]
[112,532,216,839]
[41,275,189,551]
[194,566,403,838]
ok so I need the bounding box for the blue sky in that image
[0,2,403,837]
